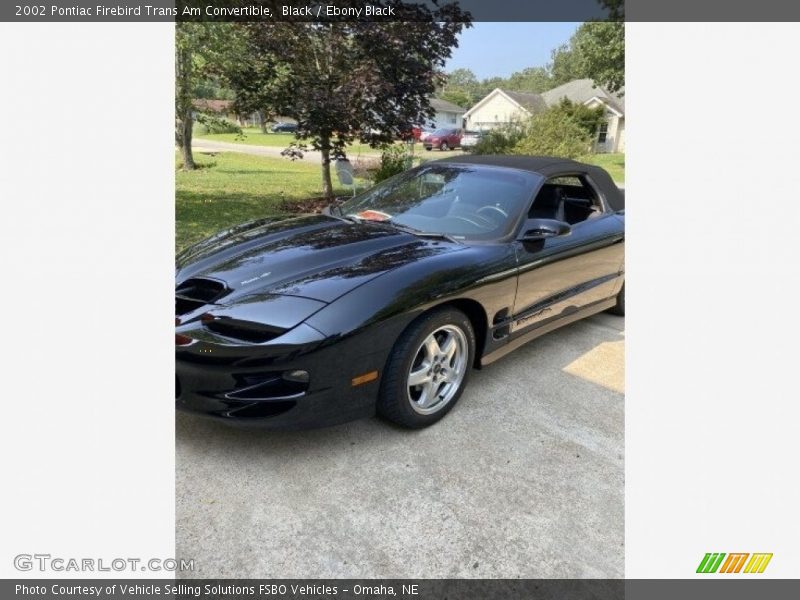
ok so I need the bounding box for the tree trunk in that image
[258,111,267,134]
[175,39,196,171]
[180,110,195,171]
[320,140,334,199]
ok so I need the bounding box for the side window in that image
[597,122,609,144]
[529,174,603,225]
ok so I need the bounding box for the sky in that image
[444,22,581,80]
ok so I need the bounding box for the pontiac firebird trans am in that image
[175,155,625,429]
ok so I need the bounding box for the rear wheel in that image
[440,142,450,151]
[378,308,475,428]
[608,282,625,316]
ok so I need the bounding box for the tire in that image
[608,282,625,316]
[378,307,475,428]
[440,142,450,151]
[424,146,432,151]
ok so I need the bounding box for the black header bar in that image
[4,579,800,600]
[4,0,800,22]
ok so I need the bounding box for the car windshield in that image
[432,129,452,136]
[338,163,541,241]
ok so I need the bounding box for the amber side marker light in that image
[351,370,378,386]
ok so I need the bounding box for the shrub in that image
[471,107,594,160]
[371,144,414,183]
[470,125,525,155]
[194,113,242,135]
[512,108,593,159]
[555,98,606,138]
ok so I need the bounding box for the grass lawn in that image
[176,148,625,253]
[585,152,625,184]
[195,127,380,157]
[176,151,350,252]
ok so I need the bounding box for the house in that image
[426,97,467,130]
[463,78,625,153]
[541,79,625,153]
[191,99,261,128]
[462,89,546,131]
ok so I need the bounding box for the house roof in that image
[541,78,624,115]
[462,88,547,120]
[502,90,548,114]
[430,97,466,113]
[192,98,233,113]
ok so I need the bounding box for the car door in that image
[510,172,624,336]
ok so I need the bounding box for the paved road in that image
[176,313,624,578]
[191,138,467,164]
[192,138,327,163]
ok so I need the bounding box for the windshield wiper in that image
[387,222,460,244]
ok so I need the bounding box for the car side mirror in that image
[519,218,571,241]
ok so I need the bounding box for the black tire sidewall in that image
[378,308,475,428]
[608,281,625,316]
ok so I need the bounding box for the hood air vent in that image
[175,278,227,315]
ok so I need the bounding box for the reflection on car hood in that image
[175,214,464,304]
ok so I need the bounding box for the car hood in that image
[176,214,464,304]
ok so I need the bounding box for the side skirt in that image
[479,297,616,367]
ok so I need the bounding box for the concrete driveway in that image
[176,313,624,578]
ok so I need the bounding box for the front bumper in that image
[176,323,387,430]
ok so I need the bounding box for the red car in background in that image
[400,125,422,141]
[423,128,462,151]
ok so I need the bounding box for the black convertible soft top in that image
[434,154,625,212]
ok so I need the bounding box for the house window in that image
[448,112,457,124]
[597,122,609,144]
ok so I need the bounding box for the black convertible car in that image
[176,155,624,429]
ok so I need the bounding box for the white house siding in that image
[584,98,624,153]
[464,94,529,131]
[431,110,464,130]
[615,120,625,152]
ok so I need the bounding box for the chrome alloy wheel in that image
[407,325,468,415]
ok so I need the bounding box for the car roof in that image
[432,154,590,176]
[431,154,625,211]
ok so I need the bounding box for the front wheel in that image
[378,308,475,428]
[440,142,450,151]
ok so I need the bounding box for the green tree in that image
[438,89,472,109]
[437,68,480,108]
[445,68,479,90]
[550,40,587,86]
[175,23,243,170]
[175,22,203,170]
[505,67,552,93]
[548,21,625,93]
[572,21,624,93]
[232,5,469,198]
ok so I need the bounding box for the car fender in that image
[304,243,518,358]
